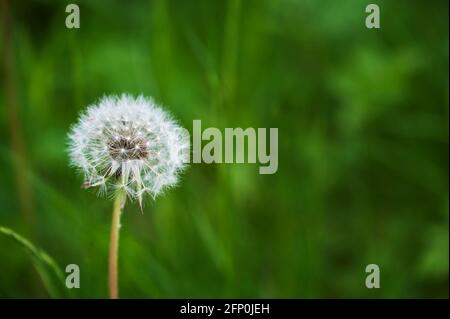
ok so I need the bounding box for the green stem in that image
[108,191,126,299]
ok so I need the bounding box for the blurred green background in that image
[0,0,448,298]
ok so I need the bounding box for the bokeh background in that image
[0,0,448,298]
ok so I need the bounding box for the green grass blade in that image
[0,226,66,298]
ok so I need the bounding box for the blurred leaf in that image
[0,226,66,298]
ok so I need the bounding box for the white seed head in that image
[68,94,190,202]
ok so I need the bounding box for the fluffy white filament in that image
[68,94,190,204]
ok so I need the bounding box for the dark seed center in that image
[108,136,149,161]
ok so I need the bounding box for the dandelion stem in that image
[108,190,126,299]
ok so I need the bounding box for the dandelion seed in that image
[67,94,190,299]
[68,94,190,201]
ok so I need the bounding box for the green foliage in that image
[0,0,448,298]
[0,226,65,298]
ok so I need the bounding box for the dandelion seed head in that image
[68,94,190,201]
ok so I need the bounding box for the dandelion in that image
[68,94,190,298]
